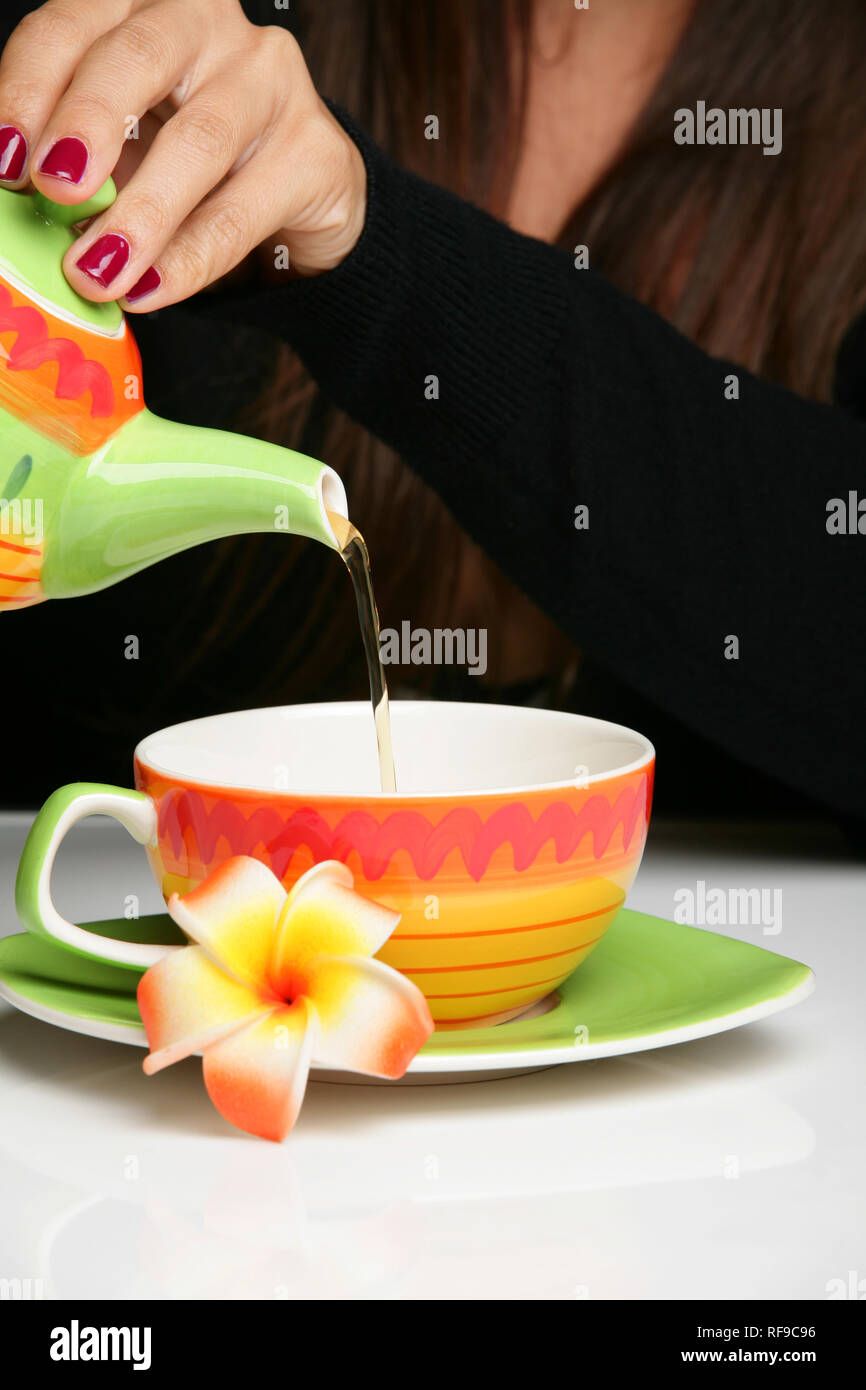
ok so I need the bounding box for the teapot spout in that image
[43,409,347,599]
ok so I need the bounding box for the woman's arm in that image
[191,109,866,820]
[0,3,861,817]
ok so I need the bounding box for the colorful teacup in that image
[16,702,654,1028]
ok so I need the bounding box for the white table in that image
[0,810,862,1301]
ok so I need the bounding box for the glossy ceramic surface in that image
[16,703,655,1028]
[0,179,345,611]
[0,907,814,1074]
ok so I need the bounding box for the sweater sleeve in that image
[187,107,866,820]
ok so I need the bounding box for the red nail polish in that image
[0,125,27,181]
[124,265,161,303]
[75,233,130,288]
[39,136,88,183]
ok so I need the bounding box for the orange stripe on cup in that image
[423,962,596,1000]
[401,942,599,974]
[0,537,41,555]
[390,900,622,940]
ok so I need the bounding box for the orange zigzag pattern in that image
[0,283,114,417]
[155,777,651,883]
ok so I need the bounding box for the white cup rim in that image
[134,700,655,802]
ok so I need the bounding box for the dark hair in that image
[173,0,866,705]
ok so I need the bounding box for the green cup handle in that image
[15,782,177,971]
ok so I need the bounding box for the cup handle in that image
[15,782,174,970]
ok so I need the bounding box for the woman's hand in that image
[0,0,366,307]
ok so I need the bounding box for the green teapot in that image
[0,178,346,611]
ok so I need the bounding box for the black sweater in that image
[0,11,864,828]
[187,106,866,824]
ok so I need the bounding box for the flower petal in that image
[168,856,286,989]
[271,860,400,994]
[138,945,272,1075]
[202,999,317,1142]
[304,954,434,1079]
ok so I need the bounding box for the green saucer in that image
[0,910,814,1074]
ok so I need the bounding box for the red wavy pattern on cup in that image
[152,775,650,883]
[0,284,114,416]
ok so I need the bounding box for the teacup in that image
[16,701,654,1029]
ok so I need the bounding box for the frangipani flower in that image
[137,857,434,1141]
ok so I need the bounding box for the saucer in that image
[0,910,814,1079]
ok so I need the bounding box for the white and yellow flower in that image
[137,857,433,1141]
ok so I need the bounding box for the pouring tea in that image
[0,174,400,790]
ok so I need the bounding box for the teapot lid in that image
[0,178,122,333]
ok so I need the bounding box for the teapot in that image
[0,178,346,611]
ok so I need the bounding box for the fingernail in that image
[75,233,130,288]
[124,265,161,303]
[0,125,27,181]
[39,135,88,183]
